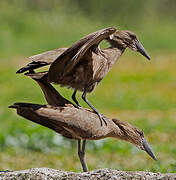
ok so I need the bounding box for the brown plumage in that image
[9,72,156,172]
[16,27,151,125]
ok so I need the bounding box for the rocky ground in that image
[0,168,175,180]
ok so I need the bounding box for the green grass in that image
[0,53,176,172]
[0,0,176,59]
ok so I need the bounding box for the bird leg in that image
[82,91,107,126]
[78,140,88,172]
[72,90,81,107]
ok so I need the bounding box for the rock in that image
[0,168,175,180]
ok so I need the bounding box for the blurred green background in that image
[0,0,176,172]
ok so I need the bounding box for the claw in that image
[82,91,107,126]
[97,113,107,126]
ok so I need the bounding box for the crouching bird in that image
[16,27,151,125]
[9,72,156,172]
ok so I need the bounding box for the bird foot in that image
[97,112,107,126]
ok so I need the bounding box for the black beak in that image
[143,138,157,160]
[136,40,151,60]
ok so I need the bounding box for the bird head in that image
[112,119,156,160]
[108,30,150,60]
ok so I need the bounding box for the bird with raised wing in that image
[16,27,151,125]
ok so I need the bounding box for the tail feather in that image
[8,102,44,110]
[16,66,30,73]
[25,71,48,81]
[16,61,48,74]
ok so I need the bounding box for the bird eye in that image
[130,34,136,39]
[137,130,144,136]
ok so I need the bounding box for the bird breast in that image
[58,52,108,92]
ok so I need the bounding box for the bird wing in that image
[16,48,67,73]
[48,27,116,83]
[29,48,67,64]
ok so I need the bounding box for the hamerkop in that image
[16,27,151,125]
[9,72,156,172]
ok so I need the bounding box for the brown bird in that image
[9,72,156,172]
[16,27,151,125]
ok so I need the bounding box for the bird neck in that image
[110,119,134,143]
[103,46,126,70]
[106,37,127,50]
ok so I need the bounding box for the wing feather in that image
[16,48,67,73]
[48,27,116,82]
